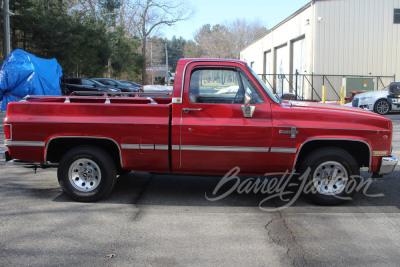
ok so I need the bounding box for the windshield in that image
[247,65,280,103]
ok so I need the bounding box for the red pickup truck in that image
[1,59,397,205]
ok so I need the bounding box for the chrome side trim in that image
[4,140,45,147]
[293,138,372,172]
[45,136,123,168]
[140,144,154,150]
[121,144,169,150]
[5,121,391,132]
[121,144,140,149]
[155,145,169,150]
[276,125,391,132]
[171,145,180,150]
[179,145,269,152]
[270,147,297,153]
[120,144,268,152]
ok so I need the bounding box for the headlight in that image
[360,97,372,101]
[108,88,119,92]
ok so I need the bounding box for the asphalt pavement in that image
[1,111,400,266]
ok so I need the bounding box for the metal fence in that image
[258,72,396,101]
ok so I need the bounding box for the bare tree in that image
[226,19,267,58]
[193,19,267,59]
[125,0,191,83]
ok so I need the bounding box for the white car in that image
[349,88,392,115]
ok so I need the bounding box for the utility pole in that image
[3,0,11,57]
[165,42,169,85]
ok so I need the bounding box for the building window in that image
[394,9,400,24]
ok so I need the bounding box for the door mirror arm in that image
[241,92,256,118]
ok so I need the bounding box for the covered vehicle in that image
[0,49,63,111]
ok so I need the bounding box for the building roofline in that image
[241,1,314,52]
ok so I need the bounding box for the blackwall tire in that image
[57,146,117,202]
[300,148,360,206]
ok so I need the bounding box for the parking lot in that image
[1,111,400,266]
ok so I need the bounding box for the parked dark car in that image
[119,80,144,92]
[62,77,121,95]
[93,78,141,93]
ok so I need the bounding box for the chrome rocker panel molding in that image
[4,140,46,147]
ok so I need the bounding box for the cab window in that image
[189,68,263,104]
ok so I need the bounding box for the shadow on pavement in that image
[47,170,400,213]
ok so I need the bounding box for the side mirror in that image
[241,92,256,118]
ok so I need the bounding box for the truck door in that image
[177,63,273,175]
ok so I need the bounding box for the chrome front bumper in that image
[379,156,398,175]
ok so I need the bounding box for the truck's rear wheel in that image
[57,146,117,202]
[300,148,360,205]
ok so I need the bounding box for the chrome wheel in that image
[68,158,102,192]
[313,161,348,195]
[375,100,389,115]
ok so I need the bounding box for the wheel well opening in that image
[295,140,370,170]
[46,138,122,169]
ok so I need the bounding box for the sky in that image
[162,0,311,40]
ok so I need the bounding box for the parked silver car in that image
[350,83,400,115]
[350,88,391,115]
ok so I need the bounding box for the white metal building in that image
[240,0,400,100]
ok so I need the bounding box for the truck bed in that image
[6,94,172,171]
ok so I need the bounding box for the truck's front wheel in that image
[300,148,360,205]
[57,146,117,202]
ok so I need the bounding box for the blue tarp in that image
[0,49,63,111]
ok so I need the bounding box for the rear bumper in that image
[378,156,398,175]
[0,147,11,162]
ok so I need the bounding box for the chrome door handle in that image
[183,108,202,113]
